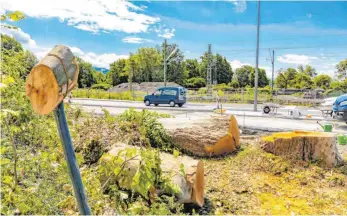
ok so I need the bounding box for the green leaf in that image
[8,11,25,21]
[179,163,186,176]
[1,109,20,118]
[17,202,30,214]
[125,148,137,158]
[2,175,13,185]
[173,150,179,158]
[0,158,11,166]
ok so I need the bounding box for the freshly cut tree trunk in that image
[100,143,205,207]
[25,45,79,115]
[169,115,241,157]
[260,131,343,167]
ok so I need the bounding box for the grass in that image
[73,88,316,106]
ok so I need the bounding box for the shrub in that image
[91,83,112,90]
[185,77,206,88]
[115,109,174,151]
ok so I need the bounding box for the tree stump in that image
[25,45,79,115]
[260,131,344,167]
[99,143,205,207]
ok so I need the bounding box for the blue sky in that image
[1,0,347,78]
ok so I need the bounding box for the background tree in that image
[298,64,317,78]
[314,74,332,90]
[249,67,269,87]
[234,66,252,88]
[108,59,128,86]
[215,54,233,84]
[134,47,162,82]
[185,77,206,88]
[294,72,314,89]
[160,42,186,85]
[1,34,30,79]
[275,68,297,88]
[336,59,347,79]
[77,57,96,88]
[184,59,201,79]
[330,79,347,91]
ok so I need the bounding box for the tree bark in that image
[25,45,79,115]
[260,131,344,167]
[99,143,205,207]
[168,115,241,157]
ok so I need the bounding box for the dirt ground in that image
[161,114,347,214]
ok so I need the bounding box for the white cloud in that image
[122,36,153,44]
[33,47,127,69]
[80,52,128,68]
[259,65,273,78]
[1,0,160,34]
[228,0,247,13]
[1,25,37,48]
[70,47,85,56]
[277,54,319,65]
[153,26,175,39]
[229,60,250,69]
[2,25,127,68]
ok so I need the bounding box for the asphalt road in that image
[69,98,347,133]
[70,98,323,117]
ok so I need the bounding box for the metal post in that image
[254,0,261,111]
[129,53,134,99]
[163,39,167,87]
[206,44,212,96]
[271,50,275,94]
[54,103,91,215]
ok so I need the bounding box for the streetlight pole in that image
[254,0,261,111]
[163,39,178,87]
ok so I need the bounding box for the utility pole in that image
[254,0,261,111]
[206,44,213,95]
[163,39,167,87]
[268,49,275,95]
[129,52,134,99]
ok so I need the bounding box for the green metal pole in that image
[54,102,92,215]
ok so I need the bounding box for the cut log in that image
[25,45,79,115]
[168,115,240,157]
[260,131,344,167]
[99,143,205,207]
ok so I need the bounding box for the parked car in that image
[144,87,186,107]
[333,94,347,123]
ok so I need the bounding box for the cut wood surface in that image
[100,143,205,207]
[260,131,344,167]
[26,45,78,115]
[168,115,241,157]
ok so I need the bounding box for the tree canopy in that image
[336,59,347,79]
